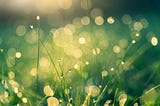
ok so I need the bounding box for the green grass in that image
[0,13,160,106]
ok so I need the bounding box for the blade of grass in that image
[112,88,118,106]
[39,39,71,102]
[39,39,61,79]
[94,77,112,106]
[36,18,40,94]
[82,93,91,106]
[130,84,160,106]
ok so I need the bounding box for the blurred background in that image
[0,0,160,20]
[0,0,160,106]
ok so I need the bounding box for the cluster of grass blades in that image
[0,12,160,106]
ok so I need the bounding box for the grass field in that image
[0,0,160,106]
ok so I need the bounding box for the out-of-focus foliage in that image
[0,0,160,106]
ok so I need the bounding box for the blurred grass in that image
[0,12,160,106]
